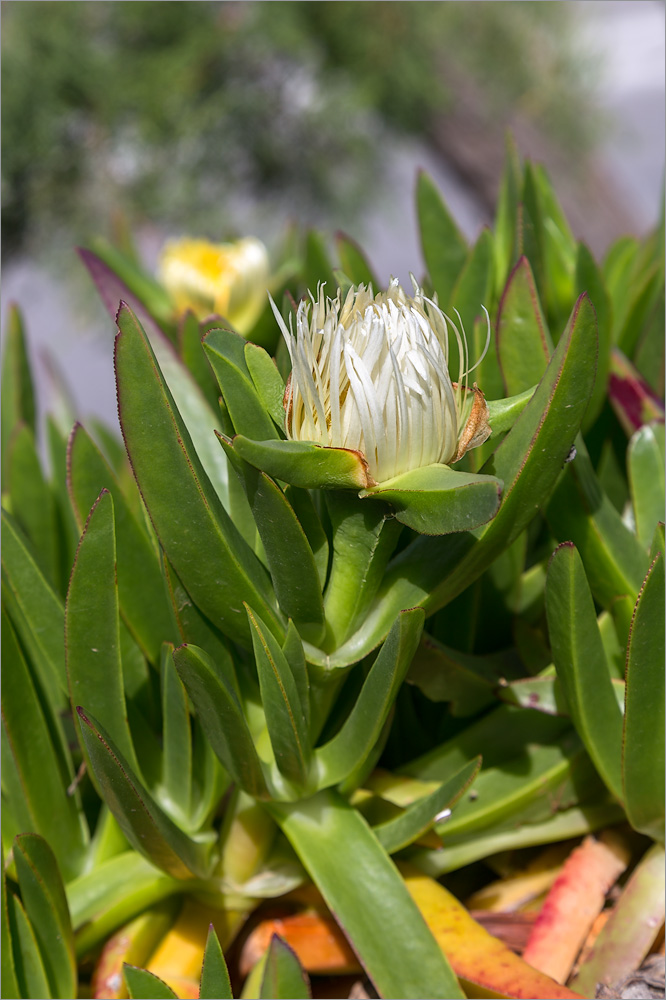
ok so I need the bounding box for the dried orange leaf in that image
[239,908,360,978]
[399,862,584,999]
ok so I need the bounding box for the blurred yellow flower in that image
[158,236,270,333]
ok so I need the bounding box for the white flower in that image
[271,279,491,484]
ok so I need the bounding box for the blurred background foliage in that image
[2,0,602,258]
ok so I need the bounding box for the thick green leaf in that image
[406,635,511,717]
[617,262,664,358]
[67,851,179,957]
[546,438,649,619]
[173,643,268,800]
[162,557,233,669]
[430,732,600,841]
[67,423,178,662]
[1,609,87,881]
[1,850,20,1000]
[270,788,464,999]
[322,492,401,651]
[534,163,577,330]
[283,486,329,589]
[6,425,59,587]
[114,303,280,647]
[88,237,175,329]
[13,834,76,1000]
[493,136,522,296]
[204,328,278,441]
[335,232,378,288]
[199,924,233,1000]
[413,798,624,876]
[6,892,51,1000]
[329,293,598,667]
[304,229,336,294]
[496,256,552,395]
[1,509,67,708]
[417,170,468,309]
[66,489,139,774]
[623,553,665,839]
[628,422,665,550]
[258,935,311,1000]
[77,709,212,880]
[45,418,81,594]
[1,305,35,488]
[161,644,193,825]
[449,227,495,341]
[403,703,570,781]
[361,463,502,535]
[498,672,626,718]
[281,621,311,736]
[79,249,230,508]
[576,241,612,429]
[246,606,311,789]
[314,609,424,788]
[546,543,623,800]
[244,341,287,430]
[179,310,220,413]
[519,164,547,310]
[232,456,325,641]
[374,758,481,854]
[232,436,372,490]
[123,965,178,1000]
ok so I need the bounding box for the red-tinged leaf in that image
[399,862,584,999]
[521,832,631,984]
[570,842,665,997]
[608,347,665,436]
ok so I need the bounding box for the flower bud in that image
[272,279,491,484]
[159,236,270,333]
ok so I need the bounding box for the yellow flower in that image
[271,279,491,484]
[158,236,270,333]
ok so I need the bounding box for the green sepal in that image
[497,255,552,395]
[173,643,269,800]
[76,708,213,880]
[123,965,178,1000]
[114,303,280,648]
[374,757,481,854]
[203,327,278,441]
[13,834,76,1000]
[199,924,233,1000]
[360,464,502,535]
[246,605,311,790]
[232,435,372,490]
[244,341,287,430]
[486,385,537,438]
[314,608,424,788]
[546,543,623,801]
[623,553,665,840]
[66,489,139,776]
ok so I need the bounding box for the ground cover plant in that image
[2,150,664,1000]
